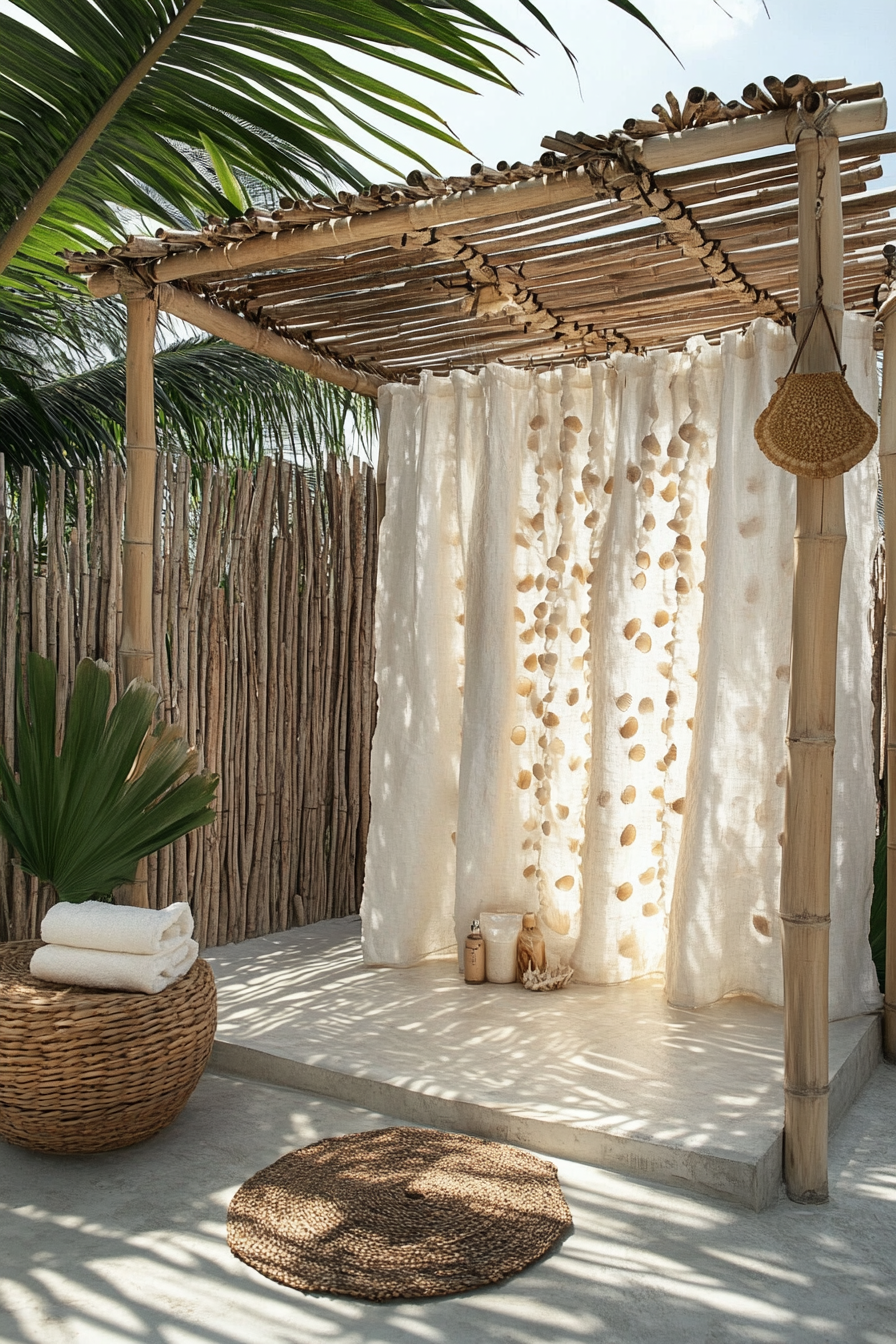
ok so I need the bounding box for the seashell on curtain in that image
[361,318,880,1019]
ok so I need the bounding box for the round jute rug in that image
[227,1126,572,1300]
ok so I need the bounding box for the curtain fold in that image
[666,318,880,1017]
[361,378,464,966]
[362,317,881,1020]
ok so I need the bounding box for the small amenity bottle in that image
[517,912,546,981]
[464,921,485,984]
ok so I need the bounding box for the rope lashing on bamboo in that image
[66,87,889,371]
[390,227,634,353]
[586,141,789,322]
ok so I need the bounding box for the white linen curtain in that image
[362,316,881,1019]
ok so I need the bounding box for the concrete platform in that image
[205,916,882,1211]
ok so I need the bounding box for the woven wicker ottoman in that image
[0,939,217,1154]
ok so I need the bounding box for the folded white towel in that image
[30,938,199,994]
[40,900,194,955]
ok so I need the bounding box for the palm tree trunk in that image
[0,0,208,277]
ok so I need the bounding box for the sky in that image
[347,0,896,191]
[3,0,892,193]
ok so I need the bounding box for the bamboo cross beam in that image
[154,283,385,397]
[130,100,886,286]
[88,271,387,397]
[877,285,896,1062]
[779,111,847,1205]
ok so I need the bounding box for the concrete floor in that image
[1,1064,895,1344]
[205,917,881,1209]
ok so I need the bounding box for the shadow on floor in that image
[1,1066,895,1344]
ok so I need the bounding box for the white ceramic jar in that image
[479,911,522,984]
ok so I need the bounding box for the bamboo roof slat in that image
[73,94,886,286]
[66,81,896,382]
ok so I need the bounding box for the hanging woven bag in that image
[754,301,877,479]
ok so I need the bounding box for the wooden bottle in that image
[464,921,485,984]
[517,912,546,981]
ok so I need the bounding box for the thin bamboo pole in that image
[121,293,158,686]
[780,114,846,1205]
[877,287,896,1061]
[121,292,158,909]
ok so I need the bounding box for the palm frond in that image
[0,654,217,903]
[1,0,666,297]
[0,313,377,474]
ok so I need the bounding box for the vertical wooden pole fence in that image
[0,455,379,948]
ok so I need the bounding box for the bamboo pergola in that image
[65,75,896,1206]
[68,79,892,383]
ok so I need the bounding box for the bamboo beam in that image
[201,140,874,294]
[635,97,885,171]
[878,286,896,1062]
[780,118,847,1205]
[138,100,886,285]
[153,283,384,397]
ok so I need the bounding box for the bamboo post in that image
[780,104,846,1204]
[877,286,896,1061]
[121,290,157,686]
[121,289,158,909]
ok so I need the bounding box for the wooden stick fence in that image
[0,452,378,947]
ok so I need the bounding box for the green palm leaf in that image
[0,654,218,902]
[1,0,667,295]
[0,304,377,473]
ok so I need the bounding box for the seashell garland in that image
[521,963,575,992]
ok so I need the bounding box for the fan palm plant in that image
[0,654,218,903]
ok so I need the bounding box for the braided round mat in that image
[227,1126,572,1300]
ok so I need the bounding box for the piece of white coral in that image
[521,963,574,992]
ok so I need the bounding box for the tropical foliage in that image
[0,654,218,903]
[0,0,663,476]
[1,0,664,297]
[1,298,376,474]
